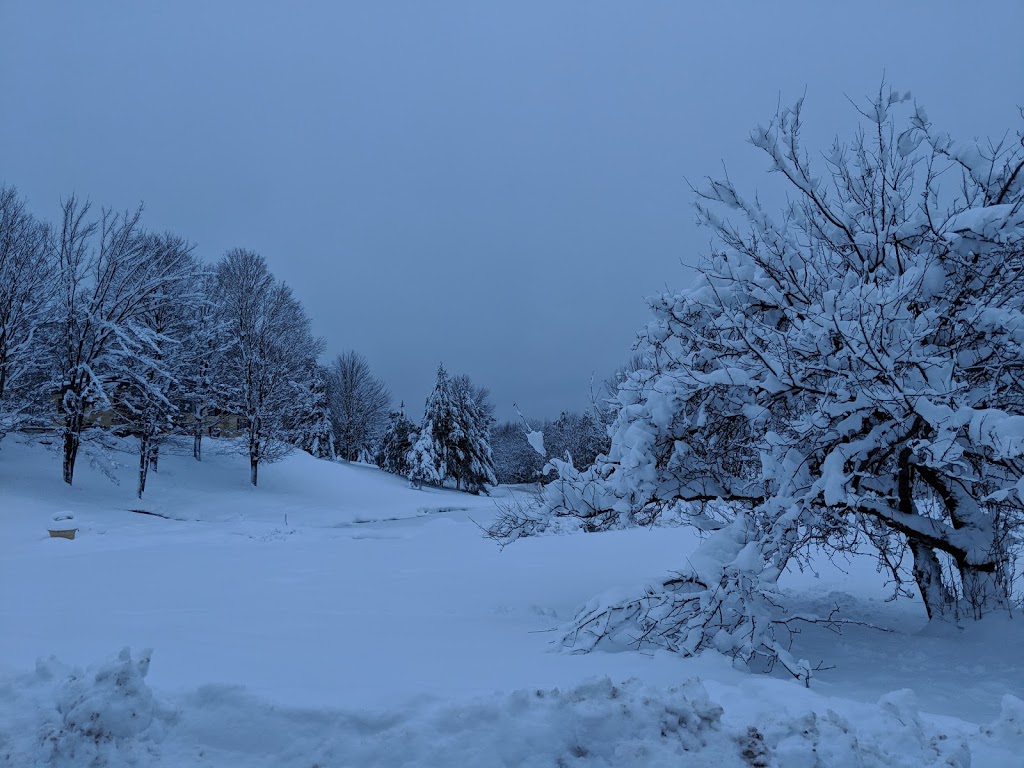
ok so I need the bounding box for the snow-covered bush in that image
[498,88,1024,674]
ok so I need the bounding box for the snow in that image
[1,434,1023,765]
[526,429,545,457]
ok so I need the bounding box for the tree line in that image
[0,189,503,496]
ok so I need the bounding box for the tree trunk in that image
[193,404,203,460]
[0,349,8,402]
[149,442,159,472]
[909,540,955,620]
[62,414,82,486]
[137,434,150,499]
[249,424,260,486]
[192,421,202,462]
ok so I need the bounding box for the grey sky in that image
[2,2,1021,421]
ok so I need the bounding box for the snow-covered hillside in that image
[0,435,1022,766]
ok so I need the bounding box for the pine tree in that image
[295,366,336,459]
[409,364,461,488]
[451,374,497,494]
[376,403,417,476]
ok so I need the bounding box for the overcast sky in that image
[2,2,1021,420]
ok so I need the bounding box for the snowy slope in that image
[1,434,1022,765]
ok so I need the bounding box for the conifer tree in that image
[295,366,336,459]
[408,364,461,488]
[377,403,417,476]
[451,374,497,494]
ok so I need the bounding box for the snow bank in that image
[1,649,1019,767]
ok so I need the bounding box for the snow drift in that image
[2,647,1021,767]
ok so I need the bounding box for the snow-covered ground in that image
[1,434,1022,766]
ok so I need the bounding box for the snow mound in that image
[2,649,1021,767]
[0,648,175,767]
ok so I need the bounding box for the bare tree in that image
[325,350,391,462]
[0,185,54,435]
[176,267,225,461]
[213,248,322,486]
[48,197,193,485]
[111,233,200,497]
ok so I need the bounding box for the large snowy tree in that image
[0,185,54,437]
[110,233,201,497]
[47,198,195,485]
[376,405,418,477]
[450,374,497,494]
[293,364,337,460]
[496,90,1024,680]
[408,365,496,492]
[408,364,460,488]
[213,248,323,486]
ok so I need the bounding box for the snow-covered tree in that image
[409,368,496,492]
[325,350,391,462]
[376,405,418,476]
[294,365,336,459]
[176,267,225,462]
[47,198,195,485]
[0,185,54,437]
[408,364,460,488]
[593,353,650,430]
[109,233,200,497]
[450,374,497,494]
[498,89,1024,680]
[213,248,323,486]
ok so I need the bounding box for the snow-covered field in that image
[1,434,1022,766]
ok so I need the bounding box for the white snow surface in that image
[1,435,1022,766]
[526,429,546,457]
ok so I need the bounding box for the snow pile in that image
[1,649,1020,767]
[0,648,175,767]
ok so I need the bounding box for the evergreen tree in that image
[295,366,336,459]
[451,374,497,494]
[409,364,461,488]
[376,403,417,476]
